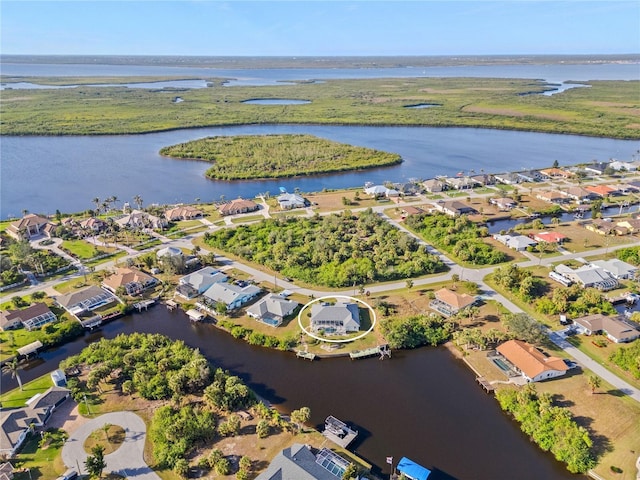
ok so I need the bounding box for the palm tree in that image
[133,195,144,211]
[3,358,23,391]
[588,375,602,394]
[92,197,101,213]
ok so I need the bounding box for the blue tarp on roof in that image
[397,457,431,480]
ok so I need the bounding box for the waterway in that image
[1,307,579,480]
[1,125,637,218]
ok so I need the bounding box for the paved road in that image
[61,411,160,480]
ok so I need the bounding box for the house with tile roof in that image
[310,302,360,335]
[218,199,260,216]
[496,340,568,382]
[429,288,476,317]
[422,179,446,193]
[532,231,567,244]
[573,314,640,344]
[585,184,618,198]
[0,303,57,332]
[6,214,56,241]
[535,190,569,204]
[102,267,158,296]
[164,205,203,221]
[433,200,477,217]
[247,294,300,327]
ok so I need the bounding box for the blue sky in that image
[1,1,638,56]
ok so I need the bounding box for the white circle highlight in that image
[297,295,377,343]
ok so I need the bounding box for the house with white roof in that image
[202,283,262,311]
[277,193,308,210]
[177,267,228,299]
[247,294,300,326]
[554,264,619,291]
[492,234,537,252]
[591,259,638,280]
[256,444,349,480]
[310,302,360,335]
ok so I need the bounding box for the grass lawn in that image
[0,373,54,408]
[231,214,265,224]
[304,190,378,212]
[84,425,126,455]
[60,239,117,260]
[10,428,68,480]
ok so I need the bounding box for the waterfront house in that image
[0,387,70,458]
[397,457,432,480]
[494,172,521,185]
[246,294,299,326]
[516,170,543,183]
[6,214,55,241]
[470,173,495,186]
[433,200,477,217]
[583,162,610,175]
[310,302,360,335]
[535,190,569,204]
[177,266,228,299]
[492,234,537,252]
[496,340,568,382]
[422,179,446,193]
[614,218,640,233]
[202,282,262,311]
[585,184,618,198]
[554,264,618,291]
[364,185,399,198]
[573,314,640,344]
[78,217,106,234]
[256,443,350,480]
[444,176,479,190]
[115,209,167,230]
[55,286,118,317]
[585,219,618,236]
[610,160,640,171]
[218,198,260,216]
[560,186,594,204]
[102,267,158,296]
[394,182,420,196]
[0,303,57,332]
[532,231,567,244]
[489,197,516,210]
[539,167,574,179]
[429,288,476,317]
[164,205,203,221]
[277,193,308,209]
[591,259,638,279]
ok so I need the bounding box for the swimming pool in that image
[493,358,512,374]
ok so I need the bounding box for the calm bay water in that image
[1,308,579,480]
[2,125,637,218]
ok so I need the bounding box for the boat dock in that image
[296,350,316,361]
[323,415,358,448]
[476,377,495,394]
[185,309,206,322]
[349,344,391,360]
[165,299,178,311]
[133,299,156,312]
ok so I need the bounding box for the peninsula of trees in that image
[159,134,402,180]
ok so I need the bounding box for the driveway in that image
[62,411,159,480]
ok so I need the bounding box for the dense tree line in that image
[204,209,445,287]
[160,134,401,180]
[535,285,616,318]
[496,384,596,473]
[609,342,640,379]
[616,246,640,266]
[380,314,453,349]
[492,264,545,302]
[6,240,70,277]
[61,333,212,400]
[405,213,506,265]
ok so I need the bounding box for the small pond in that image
[405,103,441,109]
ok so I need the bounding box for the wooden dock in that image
[165,299,178,311]
[133,299,156,312]
[296,351,316,361]
[476,377,495,394]
[323,415,358,448]
[349,344,391,360]
[185,309,206,322]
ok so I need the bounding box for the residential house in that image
[78,217,106,234]
[496,340,569,382]
[610,160,640,171]
[535,190,569,204]
[55,285,118,318]
[102,267,158,296]
[573,314,640,344]
[394,182,420,196]
[422,179,446,193]
[277,193,308,210]
[310,302,360,335]
[433,200,477,217]
[0,462,13,480]
[470,173,495,186]
[516,170,543,183]
[444,176,479,190]
[6,214,55,241]
[539,168,574,179]
[585,185,618,198]
[554,264,619,291]
[401,206,424,219]
[494,172,521,185]
[560,186,595,204]
[156,246,183,260]
[115,210,167,230]
[532,231,567,244]
[247,294,300,327]
[591,259,638,279]
[429,288,476,317]
[256,444,350,480]
[364,185,399,198]
[583,162,610,175]
[490,197,516,210]
[202,282,262,311]
[218,199,260,216]
[0,387,70,458]
[0,303,57,332]
[164,205,203,221]
[615,218,640,233]
[492,234,537,252]
[177,266,228,299]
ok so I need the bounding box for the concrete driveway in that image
[61,411,159,480]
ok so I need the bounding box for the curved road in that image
[62,411,159,480]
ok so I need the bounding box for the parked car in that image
[57,469,78,480]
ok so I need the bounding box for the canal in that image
[2,307,581,480]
